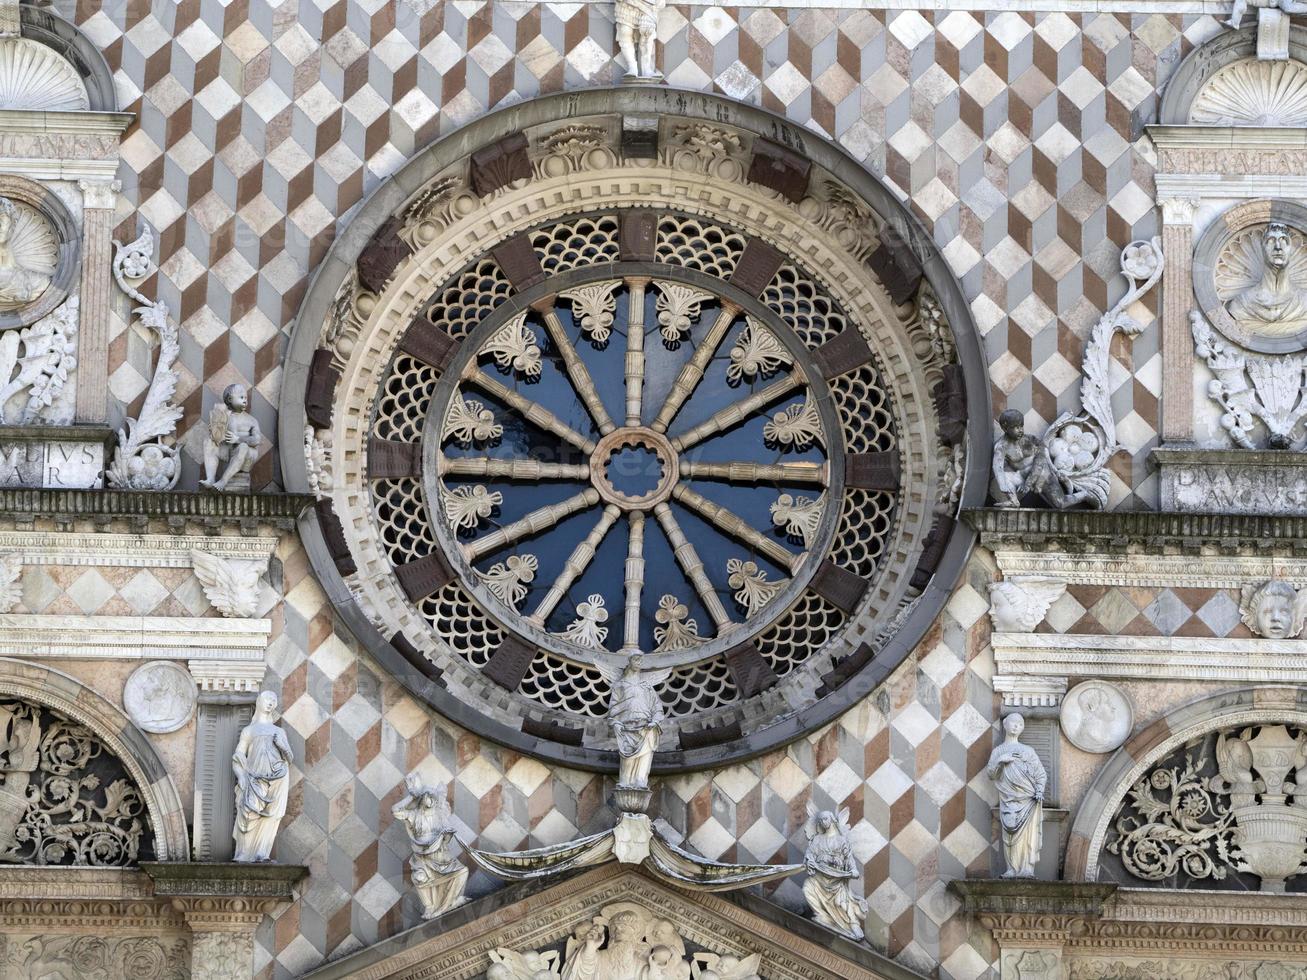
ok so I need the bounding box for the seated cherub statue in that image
[200,383,261,493]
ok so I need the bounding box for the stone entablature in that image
[953,880,1307,980]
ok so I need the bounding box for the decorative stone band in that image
[951,879,1307,978]
[0,530,278,567]
[0,613,271,661]
[0,487,311,531]
[968,506,1307,560]
[994,632,1307,686]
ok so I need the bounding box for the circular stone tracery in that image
[592,429,677,508]
[423,268,846,671]
[283,90,986,770]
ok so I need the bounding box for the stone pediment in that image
[301,864,924,980]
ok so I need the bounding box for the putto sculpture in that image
[986,713,1047,879]
[801,804,867,942]
[232,690,292,863]
[988,578,1067,633]
[1240,579,1307,638]
[201,383,261,493]
[991,238,1163,510]
[392,772,467,919]
[615,0,666,79]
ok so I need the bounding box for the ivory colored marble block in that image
[1154,448,1307,514]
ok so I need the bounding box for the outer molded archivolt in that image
[0,656,189,861]
[1066,686,1307,881]
[1160,24,1307,125]
[278,88,990,772]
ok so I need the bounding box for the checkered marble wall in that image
[73,0,1221,509]
[262,533,999,979]
[1038,584,1250,638]
[52,1,1236,976]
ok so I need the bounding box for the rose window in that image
[289,98,980,766]
[425,272,847,671]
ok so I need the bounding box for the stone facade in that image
[0,2,1298,980]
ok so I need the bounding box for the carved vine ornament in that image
[106,227,182,491]
[992,238,1162,510]
[0,701,150,867]
[1105,724,1307,892]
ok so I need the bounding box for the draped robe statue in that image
[607,655,665,791]
[801,805,867,941]
[986,713,1046,879]
[232,691,292,862]
[392,772,467,918]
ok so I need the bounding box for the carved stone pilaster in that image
[1159,197,1197,443]
[142,862,306,980]
[75,178,119,425]
[951,880,1116,979]
[190,930,255,980]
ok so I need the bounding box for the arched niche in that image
[1160,25,1307,126]
[1066,685,1307,884]
[0,657,189,862]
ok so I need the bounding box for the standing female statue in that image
[986,713,1047,878]
[232,690,293,862]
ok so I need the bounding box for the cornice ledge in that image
[1146,124,1307,149]
[0,489,313,532]
[948,879,1117,917]
[965,507,1307,553]
[141,861,308,899]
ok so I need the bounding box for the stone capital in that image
[1159,196,1199,225]
[78,178,122,210]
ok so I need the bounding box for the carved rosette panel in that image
[1102,724,1307,893]
[0,701,153,867]
[289,100,982,766]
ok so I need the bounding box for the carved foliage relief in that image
[1103,724,1307,893]
[0,701,152,867]
[0,936,187,980]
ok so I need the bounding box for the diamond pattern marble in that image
[59,2,1238,977]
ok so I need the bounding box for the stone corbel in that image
[74,178,120,425]
[142,862,306,980]
[950,880,1116,980]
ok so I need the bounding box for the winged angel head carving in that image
[1239,579,1307,639]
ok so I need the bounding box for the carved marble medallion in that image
[0,195,56,311]
[1059,681,1133,754]
[1194,201,1307,354]
[123,660,198,734]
